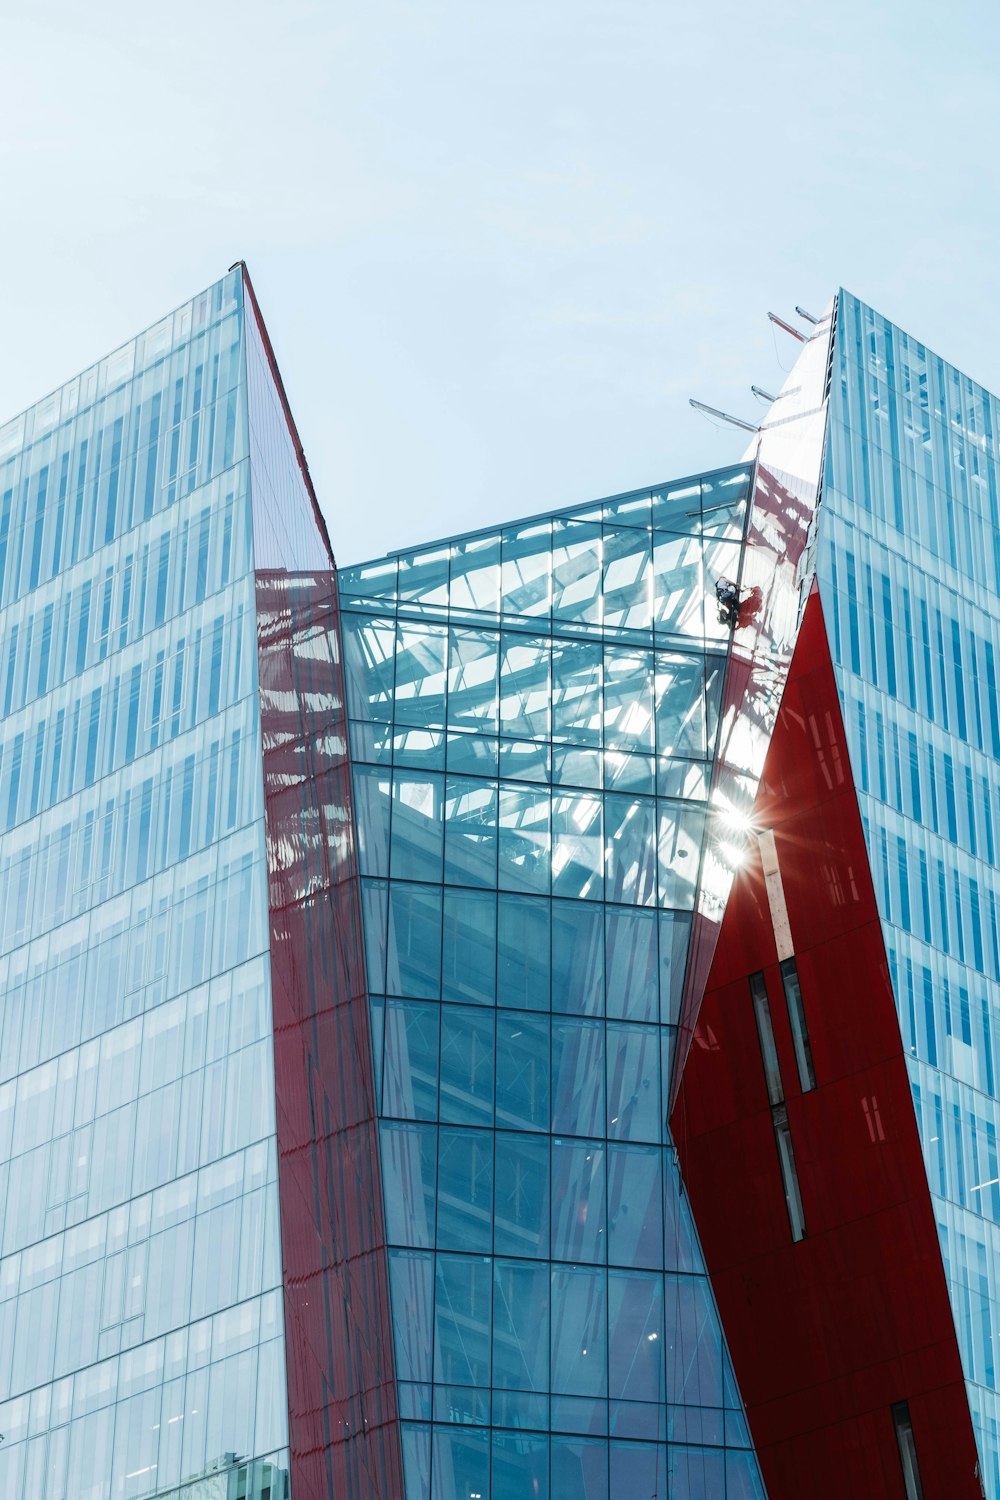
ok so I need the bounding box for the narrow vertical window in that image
[780,958,816,1092]
[751,971,808,1243]
[772,1104,807,1242]
[750,971,783,1106]
[892,1400,925,1500]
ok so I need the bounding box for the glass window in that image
[552,1019,605,1137]
[552,901,604,1016]
[655,653,706,759]
[450,534,500,613]
[609,1440,668,1500]
[749,972,783,1107]
[653,534,703,639]
[608,1144,663,1270]
[444,776,497,887]
[500,634,550,740]
[496,1012,550,1131]
[552,1140,606,1263]
[551,641,602,748]
[498,785,550,894]
[551,1265,608,1398]
[398,544,449,606]
[552,791,603,900]
[651,478,702,535]
[604,650,654,753]
[442,888,496,1006]
[552,520,602,624]
[494,1132,549,1259]
[501,521,552,617]
[432,1426,490,1500]
[656,803,703,910]
[780,957,816,1092]
[773,1104,807,1243]
[448,627,499,731]
[604,797,657,908]
[605,907,657,1021]
[492,1259,550,1392]
[607,1023,661,1143]
[665,1274,723,1408]
[497,893,550,1010]
[603,527,652,632]
[892,1399,925,1500]
[382,999,440,1120]
[380,1121,437,1248]
[434,1255,492,1389]
[394,623,448,728]
[551,1436,608,1500]
[390,771,444,883]
[436,1127,493,1253]
[387,883,443,999]
[439,1006,494,1126]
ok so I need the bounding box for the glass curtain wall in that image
[0,273,289,1500]
[820,289,1000,1494]
[339,469,767,1500]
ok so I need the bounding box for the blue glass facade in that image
[10,263,1000,1498]
[0,274,290,1499]
[338,471,767,1499]
[819,290,1000,1495]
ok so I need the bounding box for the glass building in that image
[1,270,999,1500]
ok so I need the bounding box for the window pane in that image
[496,1012,550,1130]
[444,776,497,887]
[493,1260,550,1391]
[665,1275,723,1407]
[608,1144,663,1270]
[442,888,496,1005]
[750,972,783,1107]
[606,907,657,1021]
[498,786,550,894]
[781,957,816,1092]
[774,1104,807,1242]
[439,1006,494,1126]
[552,1140,606,1262]
[391,771,444,882]
[552,901,604,1016]
[494,1132,549,1258]
[434,1255,492,1387]
[551,1266,607,1397]
[552,1019,605,1137]
[436,1127,493,1252]
[497,894,550,1010]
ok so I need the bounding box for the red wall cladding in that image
[670,587,982,1498]
[255,570,404,1500]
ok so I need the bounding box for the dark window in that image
[780,957,816,1092]
[750,971,783,1106]
[892,1400,925,1500]
[750,972,807,1243]
[773,1104,807,1242]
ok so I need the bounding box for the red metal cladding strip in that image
[256,568,404,1500]
[670,586,981,1498]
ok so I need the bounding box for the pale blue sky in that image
[1,0,998,563]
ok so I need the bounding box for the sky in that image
[1,0,998,565]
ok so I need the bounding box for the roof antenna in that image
[768,312,807,343]
[688,398,759,435]
[795,305,820,325]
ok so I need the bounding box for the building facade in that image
[0,271,998,1499]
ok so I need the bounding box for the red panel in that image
[256,570,404,1500]
[671,587,982,1498]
